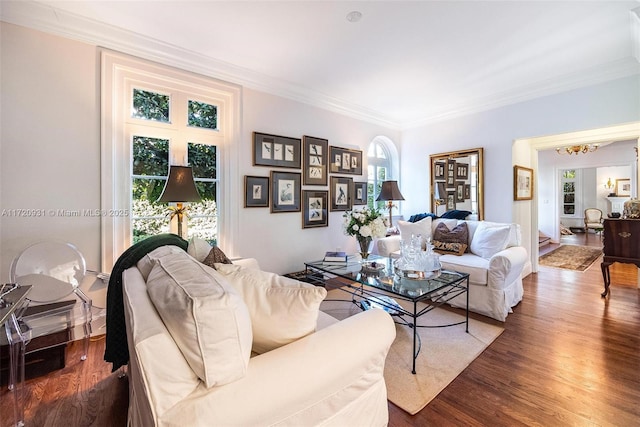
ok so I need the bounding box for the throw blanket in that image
[104,233,188,372]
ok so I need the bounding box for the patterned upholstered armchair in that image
[584,208,604,234]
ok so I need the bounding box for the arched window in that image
[367,136,399,210]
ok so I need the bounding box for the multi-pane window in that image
[562,169,577,215]
[130,88,219,243]
[367,141,390,209]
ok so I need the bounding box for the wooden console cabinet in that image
[601,219,640,297]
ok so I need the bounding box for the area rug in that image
[539,244,602,271]
[320,289,504,415]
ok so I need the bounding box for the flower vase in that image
[358,237,372,260]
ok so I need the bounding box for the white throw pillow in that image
[469,222,511,259]
[398,216,432,249]
[213,263,328,354]
[187,236,213,262]
[146,251,252,388]
[136,245,184,280]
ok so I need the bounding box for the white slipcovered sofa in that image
[122,245,396,427]
[377,217,528,321]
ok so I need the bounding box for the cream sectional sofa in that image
[377,217,528,321]
[122,245,396,427]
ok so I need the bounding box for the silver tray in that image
[395,268,441,281]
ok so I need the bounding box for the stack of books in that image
[322,251,348,264]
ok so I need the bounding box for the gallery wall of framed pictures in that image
[247,131,365,229]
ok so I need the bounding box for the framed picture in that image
[446,191,456,210]
[455,181,465,202]
[616,178,631,197]
[302,135,328,185]
[253,132,301,169]
[456,163,469,180]
[446,159,456,186]
[353,181,367,205]
[434,162,446,179]
[464,184,471,199]
[244,175,269,207]
[330,176,353,211]
[302,190,328,228]
[329,146,363,175]
[514,165,534,201]
[270,171,301,213]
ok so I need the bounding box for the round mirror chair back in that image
[10,242,86,303]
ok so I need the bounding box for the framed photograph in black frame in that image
[455,181,465,202]
[244,175,269,207]
[434,161,446,179]
[329,146,363,175]
[302,135,328,185]
[302,190,328,228]
[353,181,367,205]
[253,132,302,169]
[271,171,301,213]
[330,176,353,211]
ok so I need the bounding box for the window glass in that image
[561,169,577,217]
[132,89,170,122]
[187,142,218,243]
[188,100,218,130]
[367,140,391,209]
[131,136,170,243]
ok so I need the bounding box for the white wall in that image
[0,22,105,305]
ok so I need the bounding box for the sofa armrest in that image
[377,235,401,257]
[161,308,396,426]
[487,246,528,290]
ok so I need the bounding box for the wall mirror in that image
[430,148,484,220]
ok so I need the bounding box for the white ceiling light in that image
[346,11,362,23]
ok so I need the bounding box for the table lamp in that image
[376,180,405,227]
[157,165,202,237]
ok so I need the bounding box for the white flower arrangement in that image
[343,206,388,239]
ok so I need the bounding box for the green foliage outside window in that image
[188,100,217,130]
[132,89,169,122]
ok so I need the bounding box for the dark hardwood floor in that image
[2,231,638,426]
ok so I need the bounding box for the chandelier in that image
[555,144,599,155]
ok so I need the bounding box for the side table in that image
[1,284,31,427]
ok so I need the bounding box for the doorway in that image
[513,121,640,274]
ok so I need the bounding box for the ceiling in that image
[2,0,639,129]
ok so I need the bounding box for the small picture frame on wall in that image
[616,178,631,197]
[353,181,367,205]
[434,162,446,179]
[329,146,363,175]
[464,184,471,199]
[253,132,302,169]
[302,190,328,228]
[457,163,469,180]
[514,165,534,201]
[271,171,301,213]
[244,175,269,207]
[330,176,353,211]
[456,182,465,202]
[446,191,456,210]
[302,135,328,185]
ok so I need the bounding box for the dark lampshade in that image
[376,181,404,228]
[376,181,405,202]
[157,166,202,203]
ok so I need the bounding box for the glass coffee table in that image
[305,255,469,374]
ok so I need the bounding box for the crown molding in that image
[2,1,638,132]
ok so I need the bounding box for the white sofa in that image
[122,248,396,427]
[377,218,528,321]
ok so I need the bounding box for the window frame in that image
[101,50,240,271]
